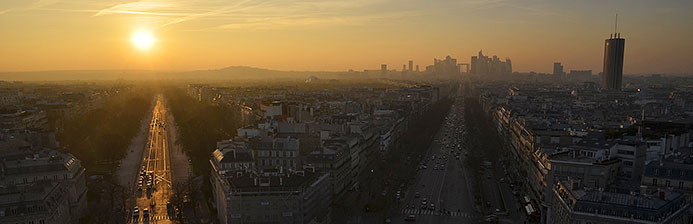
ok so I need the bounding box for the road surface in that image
[391,96,479,223]
[131,96,175,223]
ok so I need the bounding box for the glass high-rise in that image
[602,33,625,90]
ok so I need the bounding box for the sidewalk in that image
[114,99,154,188]
[164,100,191,186]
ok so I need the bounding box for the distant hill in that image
[0,70,163,81]
[176,66,318,80]
[0,66,359,81]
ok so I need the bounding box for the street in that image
[389,95,478,223]
[131,96,175,223]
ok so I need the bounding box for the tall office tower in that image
[470,50,511,76]
[602,33,625,90]
[381,64,387,75]
[553,62,564,76]
[408,60,413,72]
[402,64,406,71]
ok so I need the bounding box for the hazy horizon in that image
[2,0,692,75]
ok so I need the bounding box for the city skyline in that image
[1,0,692,75]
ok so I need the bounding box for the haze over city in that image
[2,1,693,224]
[1,0,692,74]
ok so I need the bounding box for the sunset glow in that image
[0,0,691,74]
[131,31,155,50]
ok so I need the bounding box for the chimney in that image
[640,185,647,195]
[598,188,604,200]
[659,191,666,200]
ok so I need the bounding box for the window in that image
[652,178,658,186]
[679,181,684,189]
[665,180,671,187]
[617,150,634,155]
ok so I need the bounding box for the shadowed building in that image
[553,62,564,76]
[602,33,625,90]
[470,50,511,76]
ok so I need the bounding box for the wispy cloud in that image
[85,0,404,30]
[93,1,179,16]
[0,0,64,15]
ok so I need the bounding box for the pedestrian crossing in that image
[150,215,169,220]
[400,209,473,217]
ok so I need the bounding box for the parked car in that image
[133,207,139,221]
[405,215,416,221]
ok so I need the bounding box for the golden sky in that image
[1,0,692,74]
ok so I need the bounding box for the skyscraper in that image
[381,64,387,75]
[602,33,625,90]
[408,60,413,72]
[470,50,512,76]
[553,62,564,76]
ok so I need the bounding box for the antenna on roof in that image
[614,13,618,36]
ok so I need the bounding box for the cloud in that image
[87,0,401,29]
[93,1,177,16]
[0,0,64,15]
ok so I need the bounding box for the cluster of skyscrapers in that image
[470,50,512,76]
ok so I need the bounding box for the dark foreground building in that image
[602,33,625,90]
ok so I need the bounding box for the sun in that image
[131,31,155,50]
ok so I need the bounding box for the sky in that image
[1,0,692,74]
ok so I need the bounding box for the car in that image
[485,215,498,221]
[143,208,149,221]
[381,190,387,197]
[405,215,416,221]
[495,208,501,213]
[137,184,143,191]
[429,203,435,210]
[133,207,140,220]
[415,192,420,198]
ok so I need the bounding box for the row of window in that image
[7,174,67,185]
[651,178,686,189]
[260,159,296,167]
[257,150,296,158]
[12,220,46,224]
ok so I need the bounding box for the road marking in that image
[402,209,475,218]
